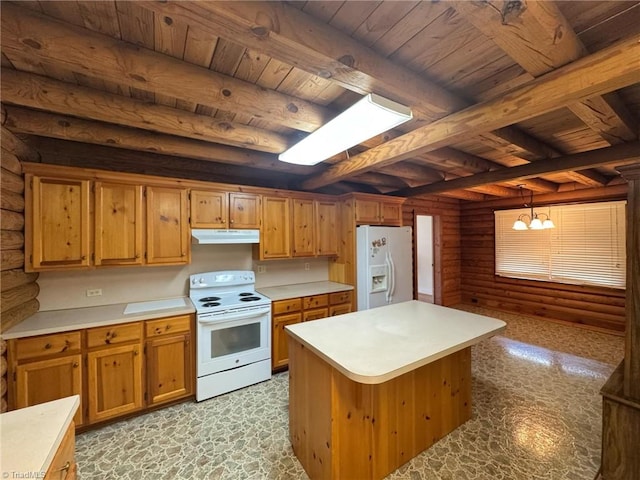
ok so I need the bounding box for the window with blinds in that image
[494,201,626,289]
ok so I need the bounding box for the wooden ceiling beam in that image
[2,105,315,176]
[454,0,638,145]
[0,3,330,133]
[138,0,594,178]
[1,70,289,153]
[26,136,297,189]
[392,142,640,197]
[301,34,640,190]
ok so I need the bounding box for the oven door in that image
[197,305,271,377]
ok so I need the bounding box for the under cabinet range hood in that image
[191,229,260,244]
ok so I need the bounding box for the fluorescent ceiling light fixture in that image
[278,93,412,166]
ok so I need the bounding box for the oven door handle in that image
[198,306,271,324]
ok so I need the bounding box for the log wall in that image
[0,126,40,412]
[403,195,461,306]
[459,185,628,333]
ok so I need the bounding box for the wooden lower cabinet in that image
[145,315,193,406]
[15,355,84,426]
[271,290,353,371]
[273,312,303,370]
[45,420,76,480]
[87,343,143,423]
[8,313,195,430]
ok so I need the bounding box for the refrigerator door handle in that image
[386,251,396,303]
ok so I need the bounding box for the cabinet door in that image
[146,334,193,406]
[354,199,381,224]
[315,200,339,256]
[272,312,302,370]
[329,304,352,317]
[44,421,76,480]
[303,308,329,322]
[29,176,91,271]
[15,355,83,426]
[146,186,190,265]
[95,182,143,266]
[190,190,227,228]
[292,198,315,257]
[260,196,291,259]
[380,202,402,226]
[229,193,261,229]
[87,343,143,423]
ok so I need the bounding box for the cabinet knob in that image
[230,219,234,224]
[54,461,71,475]
[134,350,139,356]
[73,362,79,368]
[81,255,86,260]
[44,343,52,350]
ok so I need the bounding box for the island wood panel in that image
[403,196,461,306]
[0,127,40,412]
[459,187,627,333]
[288,337,471,480]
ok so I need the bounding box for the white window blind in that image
[494,201,626,289]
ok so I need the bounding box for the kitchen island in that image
[286,300,506,480]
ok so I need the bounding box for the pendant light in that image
[512,186,555,231]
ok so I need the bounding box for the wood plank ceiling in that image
[1,0,639,201]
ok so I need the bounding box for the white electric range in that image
[189,270,271,401]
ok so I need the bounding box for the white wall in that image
[37,244,329,311]
[416,215,434,296]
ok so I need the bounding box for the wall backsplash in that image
[37,245,329,311]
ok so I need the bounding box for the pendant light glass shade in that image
[529,217,544,230]
[278,93,412,166]
[512,218,529,230]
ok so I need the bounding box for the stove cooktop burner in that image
[239,292,255,297]
[202,302,221,307]
[199,297,221,302]
[240,296,261,302]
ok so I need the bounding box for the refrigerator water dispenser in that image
[369,265,388,293]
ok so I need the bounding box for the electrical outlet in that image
[257,265,267,274]
[86,289,102,297]
[304,263,310,271]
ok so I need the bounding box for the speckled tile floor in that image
[76,306,624,479]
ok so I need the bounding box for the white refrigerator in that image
[356,225,413,311]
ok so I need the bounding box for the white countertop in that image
[2,297,195,339]
[1,395,80,477]
[256,281,353,301]
[286,300,506,384]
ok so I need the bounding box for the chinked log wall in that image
[403,196,461,306]
[0,125,41,412]
[459,184,628,333]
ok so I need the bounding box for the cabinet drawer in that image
[273,299,302,315]
[15,332,82,361]
[303,294,328,309]
[145,315,191,338]
[303,308,329,322]
[329,291,352,305]
[87,322,142,348]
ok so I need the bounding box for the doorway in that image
[416,215,435,304]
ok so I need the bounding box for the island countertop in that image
[286,300,506,384]
[1,395,79,477]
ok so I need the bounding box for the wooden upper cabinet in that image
[292,198,315,257]
[146,186,190,265]
[229,192,261,229]
[315,200,339,256]
[353,194,404,226]
[257,196,291,259]
[190,190,227,228]
[191,190,261,229]
[94,182,143,266]
[28,175,91,271]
